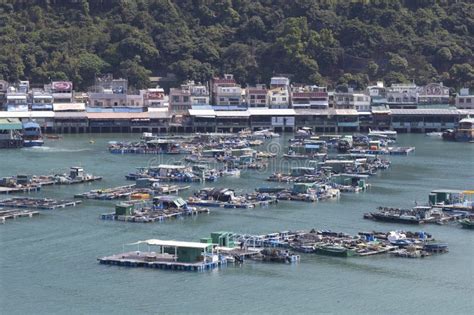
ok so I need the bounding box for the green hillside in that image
[1,0,473,90]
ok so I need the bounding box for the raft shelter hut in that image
[99,239,223,271]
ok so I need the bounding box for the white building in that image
[211,74,241,107]
[290,85,329,109]
[143,87,167,108]
[417,83,450,106]
[386,83,418,108]
[334,89,371,112]
[455,88,474,109]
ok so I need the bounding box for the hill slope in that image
[1,0,473,90]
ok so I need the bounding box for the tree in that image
[76,53,109,90]
[119,57,151,89]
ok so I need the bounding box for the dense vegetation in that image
[1,0,473,90]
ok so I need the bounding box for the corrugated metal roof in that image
[86,112,149,119]
[390,108,460,115]
[248,108,296,115]
[188,109,216,117]
[294,109,330,116]
[0,111,55,118]
[215,111,250,117]
[0,118,22,130]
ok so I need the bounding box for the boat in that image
[45,135,63,140]
[22,120,44,147]
[425,132,443,137]
[220,168,240,177]
[368,128,397,140]
[442,118,474,142]
[459,218,474,229]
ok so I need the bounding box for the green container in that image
[177,247,205,263]
[200,238,212,244]
[115,203,133,216]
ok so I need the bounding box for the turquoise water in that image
[0,134,473,314]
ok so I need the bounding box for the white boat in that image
[368,128,397,140]
[221,168,241,177]
[425,132,443,137]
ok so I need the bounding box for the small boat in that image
[425,132,443,137]
[45,135,63,140]
[368,128,397,140]
[256,187,286,193]
[459,218,474,229]
[22,120,44,147]
[221,168,240,177]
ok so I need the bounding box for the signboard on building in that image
[146,92,164,100]
[52,81,73,91]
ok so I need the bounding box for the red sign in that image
[146,92,164,100]
[52,81,72,91]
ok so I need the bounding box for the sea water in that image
[0,134,473,314]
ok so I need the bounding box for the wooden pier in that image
[0,208,40,224]
[0,197,82,210]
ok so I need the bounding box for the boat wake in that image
[22,146,92,152]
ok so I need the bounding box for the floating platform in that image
[98,251,225,272]
[0,208,40,224]
[0,186,41,194]
[75,184,190,200]
[101,207,210,223]
[0,197,81,210]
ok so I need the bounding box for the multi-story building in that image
[211,74,241,107]
[143,86,167,108]
[268,87,290,108]
[290,85,329,109]
[246,84,268,108]
[417,83,450,107]
[386,83,418,108]
[267,76,291,109]
[51,81,74,104]
[5,81,29,111]
[31,91,53,111]
[87,77,128,108]
[455,88,474,109]
[367,82,387,106]
[334,89,371,111]
[169,81,209,112]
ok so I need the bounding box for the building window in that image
[272,97,276,101]
[183,96,189,102]
[459,98,464,103]
[282,97,286,101]
[466,98,472,103]
[172,96,179,103]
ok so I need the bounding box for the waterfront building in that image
[5,90,28,112]
[334,88,371,112]
[246,84,268,108]
[417,83,450,107]
[268,76,290,109]
[31,91,53,111]
[367,82,387,106]
[390,108,460,133]
[386,83,418,108]
[169,81,209,112]
[51,81,74,104]
[290,84,329,109]
[88,77,128,108]
[455,88,474,109]
[211,74,242,108]
[143,86,167,108]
